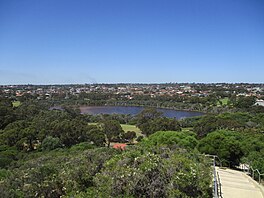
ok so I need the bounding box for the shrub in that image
[198,130,244,167]
[87,147,212,197]
[141,131,198,150]
[42,136,62,151]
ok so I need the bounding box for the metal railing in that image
[204,154,222,198]
[242,163,264,184]
[217,172,222,197]
[203,154,264,198]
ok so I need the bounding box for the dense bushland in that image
[0,98,263,197]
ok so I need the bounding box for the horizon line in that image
[1,82,264,86]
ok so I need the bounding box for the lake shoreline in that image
[79,104,205,114]
[79,105,204,119]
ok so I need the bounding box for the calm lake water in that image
[80,106,204,119]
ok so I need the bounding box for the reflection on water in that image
[80,106,204,119]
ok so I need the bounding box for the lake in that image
[80,106,204,119]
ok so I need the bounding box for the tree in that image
[51,118,91,147]
[198,130,244,167]
[150,117,181,133]
[102,120,124,147]
[234,96,256,109]
[0,145,18,168]
[42,136,62,151]
[137,108,163,125]
[193,116,218,138]
[122,131,136,143]
[1,120,30,148]
[136,108,163,136]
[0,99,15,130]
[87,126,105,147]
[15,103,43,120]
[62,106,81,118]
[87,147,212,197]
[141,131,197,150]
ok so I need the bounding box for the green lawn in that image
[12,101,21,107]
[121,124,143,137]
[89,122,142,137]
[181,127,193,133]
[89,123,193,137]
[217,97,229,106]
[88,123,194,139]
[88,123,141,132]
[121,124,141,133]
[221,98,229,105]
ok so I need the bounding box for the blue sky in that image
[0,0,263,84]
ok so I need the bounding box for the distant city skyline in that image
[0,0,264,84]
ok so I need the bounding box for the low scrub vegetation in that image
[0,99,263,197]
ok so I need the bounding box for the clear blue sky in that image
[0,0,263,84]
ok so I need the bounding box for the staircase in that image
[216,167,264,198]
[204,154,264,198]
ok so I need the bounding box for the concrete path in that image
[216,167,264,198]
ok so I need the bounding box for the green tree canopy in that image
[141,131,197,150]
[198,130,244,167]
[102,120,124,147]
[136,108,163,136]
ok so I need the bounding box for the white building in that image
[255,99,264,107]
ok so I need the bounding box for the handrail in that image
[217,172,222,198]
[203,154,222,198]
[203,154,264,196]
[213,158,218,198]
[204,154,223,167]
[243,163,264,184]
[203,154,264,184]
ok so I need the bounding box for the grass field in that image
[121,124,142,137]
[181,127,193,133]
[88,123,193,137]
[12,101,21,107]
[217,97,229,106]
[120,124,141,133]
[89,123,142,137]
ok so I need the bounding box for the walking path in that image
[216,167,264,198]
